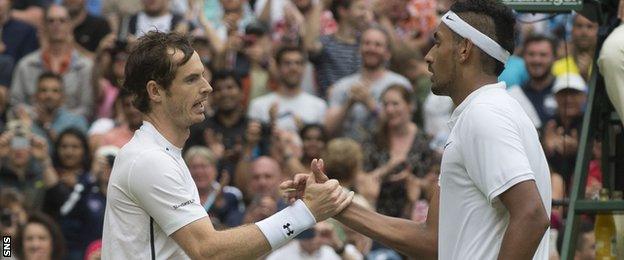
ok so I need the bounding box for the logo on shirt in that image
[283,223,294,236]
[172,199,195,210]
[444,141,453,150]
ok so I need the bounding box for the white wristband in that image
[255,199,316,249]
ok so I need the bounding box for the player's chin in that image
[185,109,204,123]
[431,84,446,96]
[190,113,205,124]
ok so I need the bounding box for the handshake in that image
[280,159,354,222]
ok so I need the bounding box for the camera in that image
[7,120,30,149]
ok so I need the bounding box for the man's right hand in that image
[303,177,354,222]
[281,159,330,202]
[285,159,352,221]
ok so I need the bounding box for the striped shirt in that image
[311,35,361,98]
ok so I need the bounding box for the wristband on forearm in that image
[255,199,316,249]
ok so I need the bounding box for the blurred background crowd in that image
[0,0,615,259]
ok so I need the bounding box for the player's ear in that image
[146,80,164,103]
[457,38,474,63]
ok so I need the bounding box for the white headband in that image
[441,10,510,64]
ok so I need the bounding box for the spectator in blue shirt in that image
[0,0,39,63]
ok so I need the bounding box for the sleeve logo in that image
[173,199,196,210]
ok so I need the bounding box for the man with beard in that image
[552,14,598,82]
[63,0,111,55]
[30,72,88,144]
[248,46,327,133]
[11,4,94,119]
[102,31,353,259]
[325,26,410,141]
[508,34,558,129]
[283,0,552,258]
[186,70,270,175]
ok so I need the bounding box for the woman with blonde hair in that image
[184,146,245,227]
[323,138,372,208]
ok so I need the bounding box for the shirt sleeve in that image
[10,59,28,106]
[79,59,94,119]
[461,103,535,204]
[328,80,348,107]
[128,150,207,236]
[247,98,267,123]
[316,99,328,123]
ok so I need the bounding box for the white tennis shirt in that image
[102,121,207,259]
[438,82,552,260]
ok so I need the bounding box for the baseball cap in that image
[553,73,587,94]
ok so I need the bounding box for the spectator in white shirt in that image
[248,46,327,133]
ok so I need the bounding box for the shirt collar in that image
[447,81,506,130]
[140,121,182,157]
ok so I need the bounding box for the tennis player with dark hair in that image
[282,0,552,259]
[101,31,354,259]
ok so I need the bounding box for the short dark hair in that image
[123,31,195,113]
[330,0,356,22]
[522,34,558,57]
[211,70,242,89]
[299,123,328,143]
[245,21,268,37]
[275,45,305,65]
[37,71,63,86]
[15,212,66,260]
[450,0,516,76]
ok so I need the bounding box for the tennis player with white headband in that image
[280,0,553,259]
